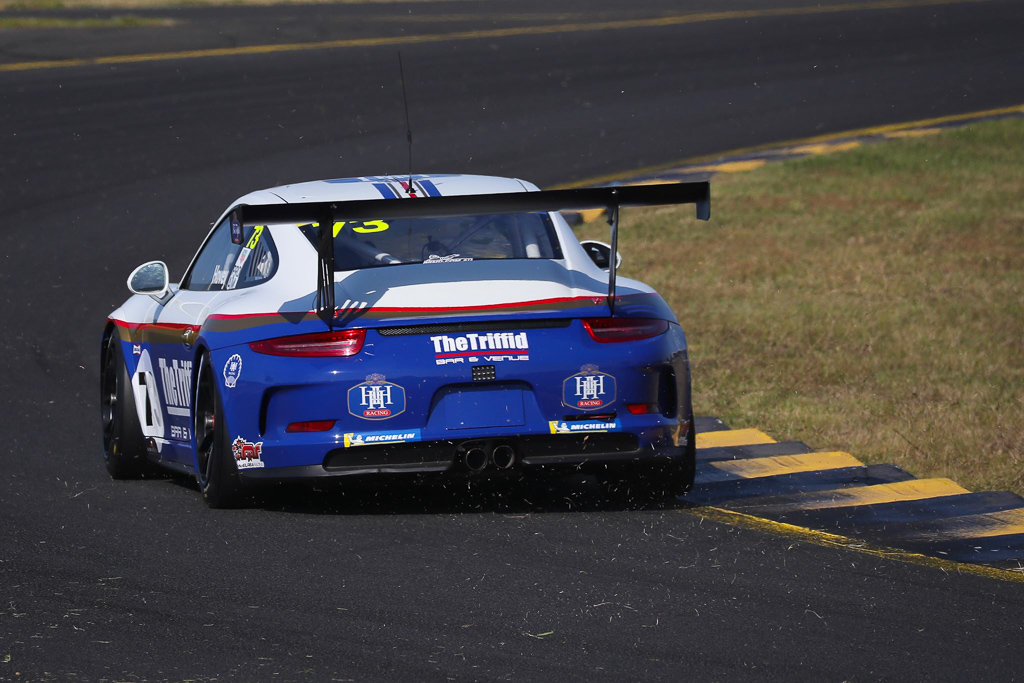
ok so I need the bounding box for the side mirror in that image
[579,240,622,271]
[127,261,170,300]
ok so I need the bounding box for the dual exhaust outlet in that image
[463,444,516,472]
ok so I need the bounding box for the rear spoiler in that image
[237,181,710,326]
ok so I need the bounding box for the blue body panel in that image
[194,316,690,475]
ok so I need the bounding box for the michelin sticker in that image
[232,436,264,469]
[343,429,421,448]
[549,419,621,434]
[223,354,243,388]
[562,364,616,411]
[347,373,406,420]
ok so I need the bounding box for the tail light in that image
[249,329,365,357]
[583,318,669,343]
[626,403,657,415]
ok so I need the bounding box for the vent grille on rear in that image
[376,319,572,337]
[472,365,496,382]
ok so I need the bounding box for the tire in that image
[599,414,697,502]
[193,354,246,509]
[676,412,698,495]
[100,332,150,479]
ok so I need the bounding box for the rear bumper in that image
[239,433,685,481]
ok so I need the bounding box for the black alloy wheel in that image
[100,332,149,479]
[194,356,245,508]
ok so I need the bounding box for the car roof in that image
[232,174,535,207]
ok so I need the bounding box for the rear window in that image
[299,213,563,270]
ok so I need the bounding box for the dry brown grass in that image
[579,118,1024,493]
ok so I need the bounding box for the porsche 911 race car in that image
[101,174,710,507]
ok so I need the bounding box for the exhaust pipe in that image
[464,447,488,472]
[492,444,516,470]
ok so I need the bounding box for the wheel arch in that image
[191,340,212,391]
[101,320,118,372]
[189,340,217,441]
[100,321,131,417]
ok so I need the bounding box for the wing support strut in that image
[315,204,337,328]
[237,181,711,327]
[607,195,619,315]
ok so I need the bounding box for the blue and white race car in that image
[101,174,710,507]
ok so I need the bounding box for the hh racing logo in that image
[232,437,264,470]
[562,364,616,410]
[347,373,407,420]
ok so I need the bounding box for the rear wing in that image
[237,181,710,326]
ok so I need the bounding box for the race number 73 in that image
[332,220,390,236]
[246,225,265,249]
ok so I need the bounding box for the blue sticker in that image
[230,213,244,245]
[343,429,421,448]
[347,373,407,420]
[223,354,243,389]
[549,419,621,434]
[562,364,617,411]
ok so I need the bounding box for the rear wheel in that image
[194,354,245,508]
[100,332,150,479]
[599,415,697,503]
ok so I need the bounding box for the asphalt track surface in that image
[3,0,1024,679]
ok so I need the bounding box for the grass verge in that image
[580,117,1024,494]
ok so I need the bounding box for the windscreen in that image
[299,213,563,270]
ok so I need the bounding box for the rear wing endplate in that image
[237,181,710,326]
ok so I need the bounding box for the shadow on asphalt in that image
[164,470,693,516]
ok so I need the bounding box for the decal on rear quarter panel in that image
[549,419,621,434]
[223,354,243,389]
[347,374,407,420]
[343,429,421,448]
[562,364,617,411]
[232,436,264,469]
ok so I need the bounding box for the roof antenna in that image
[398,51,415,196]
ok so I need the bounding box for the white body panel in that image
[113,174,651,325]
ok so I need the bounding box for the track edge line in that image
[678,504,1024,584]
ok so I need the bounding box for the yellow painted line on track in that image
[707,451,863,479]
[696,428,776,449]
[556,101,1024,189]
[882,128,944,138]
[909,508,1024,542]
[0,0,993,73]
[678,505,1024,584]
[690,159,769,173]
[783,140,862,156]
[740,478,971,512]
